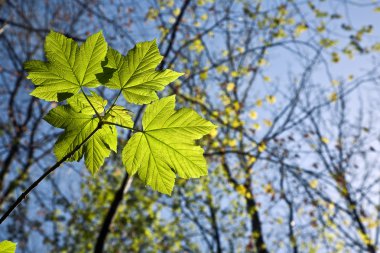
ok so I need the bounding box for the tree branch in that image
[0,123,102,224]
[94,172,133,253]
[158,0,191,70]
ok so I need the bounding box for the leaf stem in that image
[102,120,139,132]
[105,89,123,116]
[81,87,102,119]
[0,124,101,224]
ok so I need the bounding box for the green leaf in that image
[101,42,183,104]
[44,94,117,174]
[105,105,134,128]
[25,30,107,102]
[44,105,93,130]
[122,95,215,195]
[0,240,17,253]
[67,91,107,115]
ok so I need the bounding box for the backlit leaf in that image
[0,240,17,253]
[24,31,107,101]
[100,42,183,104]
[122,95,215,195]
[44,93,117,174]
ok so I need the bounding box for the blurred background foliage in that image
[1,0,380,252]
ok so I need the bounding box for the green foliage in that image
[0,240,17,253]
[122,95,215,195]
[44,100,118,175]
[25,31,214,194]
[100,41,183,104]
[25,31,107,101]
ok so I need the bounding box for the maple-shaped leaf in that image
[24,30,107,102]
[44,93,118,174]
[99,41,183,104]
[0,240,17,253]
[122,95,215,195]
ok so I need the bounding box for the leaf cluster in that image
[24,31,215,195]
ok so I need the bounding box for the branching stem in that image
[0,124,101,224]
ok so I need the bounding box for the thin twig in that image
[0,123,102,224]
[158,0,191,70]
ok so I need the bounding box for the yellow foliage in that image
[200,70,208,80]
[249,110,258,119]
[146,8,159,21]
[343,47,354,59]
[225,107,232,115]
[233,101,240,111]
[320,38,338,48]
[264,183,274,194]
[329,92,338,102]
[173,8,180,16]
[266,95,276,104]
[248,156,256,164]
[226,82,235,91]
[236,185,247,196]
[216,65,229,73]
[166,0,174,7]
[220,94,231,105]
[256,99,263,107]
[252,231,261,239]
[253,123,261,130]
[263,119,273,127]
[309,179,319,189]
[367,219,379,229]
[278,5,288,16]
[371,42,380,52]
[321,137,329,144]
[317,23,326,33]
[257,58,267,66]
[209,128,218,138]
[189,39,204,53]
[211,111,219,117]
[358,230,373,245]
[239,67,249,75]
[258,142,266,152]
[274,29,287,39]
[228,139,237,147]
[236,47,245,53]
[194,21,201,27]
[232,119,241,128]
[331,79,340,86]
[286,18,295,25]
[159,26,169,37]
[197,0,205,6]
[331,52,340,63]
[294,23,308,37]
[335,243,344,252]
[308,245,320,253]
[231,71,239,77]
[325,231,336,243]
